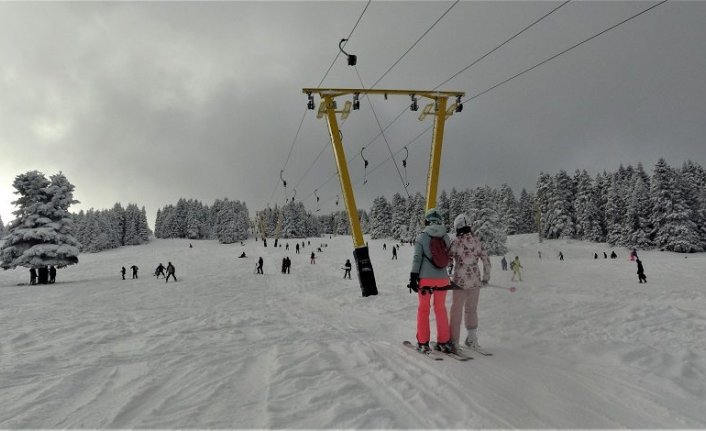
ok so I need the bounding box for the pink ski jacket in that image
[448,232,491,289]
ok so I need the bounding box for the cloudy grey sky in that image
[2,1,705,227]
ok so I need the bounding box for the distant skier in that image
[510,256,523,281]
[30,268,37,285]
[286,243,289,251]
[131,265,139,279]
[500,256,507,271]
[594,252,598,259]
[610,250,617,259]
[392,246,398,260]
[155,263,166,278]
[281,257,287,274]
[558,251,564,261]
[604,251,608,259]
[383,243,387,251]
[408,208,453,354]
[165,262,177,282]
[256,257,264,274]
[343,259,352,279]
[121,266,126,280]
[295,243,300,254]
[284,257,291,274]
[49,265,56,283]
[238,252,247,258]
[636,258,647,283]
[538,250,542,260]
[310,251,316,264]
[448,214,491,352]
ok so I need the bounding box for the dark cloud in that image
[2,1,705,226]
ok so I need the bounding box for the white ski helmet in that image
[454,213,470,231]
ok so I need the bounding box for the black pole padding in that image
[353,246,378,297]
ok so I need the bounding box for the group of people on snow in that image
[407,208,492,355]
[119,262,176,282]
[28,265,57,285]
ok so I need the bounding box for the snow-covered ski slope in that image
[1,234,705,428]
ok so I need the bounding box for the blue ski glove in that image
[408,273,419,293]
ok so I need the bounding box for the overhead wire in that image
[300,0,573,205]
[266,0,372,208]
[297,0,461,203]
[323,0,670,195]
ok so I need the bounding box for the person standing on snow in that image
[500,256,507,271]
[165,262,177,282]
[155,263,166,278]
[310,251,316,264]
[343,259,352,279]
[256,257,264,274]
[392,246,398,260]
[448,214,491,351]
[636,258,647,283]
[408,208,453,354]
[130,265,139,279]
[510,256,523,281]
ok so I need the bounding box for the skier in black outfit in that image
[391,246,397,260]
[295,243,300,254]
[121,266,126,280]
[165,262,177,282]
[155,263,166,278]
[30,268,37,285]
[49,266,56,283]
[281,258,287,274]
[636,259,647,283]
[256,257,264,274]
[284,257,291,274]
[343,259,352,279]
[131,265,139,279]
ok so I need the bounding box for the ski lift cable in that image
[267,0,371,208]
[300,1,571,204]
[337,0,671,193]
[462,0,669,105]
[369,0,460,90]
[293,2,459,204]
[354,65,411,198]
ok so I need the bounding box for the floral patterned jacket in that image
[448,232,491,289]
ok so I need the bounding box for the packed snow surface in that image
[1,234,705,428]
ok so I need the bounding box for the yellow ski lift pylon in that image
[302,87,464,297]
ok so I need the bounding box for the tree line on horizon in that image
[2,158,705,270]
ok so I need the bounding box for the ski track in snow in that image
[1,235,705,428]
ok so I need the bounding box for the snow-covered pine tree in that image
[467,187,507,255]
[517,188,535,234]
[438,190,451,228]
[369,196,392,239]
[679,161,706,247]
[650,158,702,252]
[624,174,653,248]
[1,171,80,270]
[545,170,575,239]
[448,188,464,225]
[406,192,425,241]
[139,206,152,242]
[390,192,408,241]
[605,173,627,246]
[498,184,519,235]
[535,172,553,240]
[573,170,595,240]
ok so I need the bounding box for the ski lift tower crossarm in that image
[303,88,464,297]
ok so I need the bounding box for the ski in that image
[460,345,493,356]
[402,341,443,361]
[430,342,473,361]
